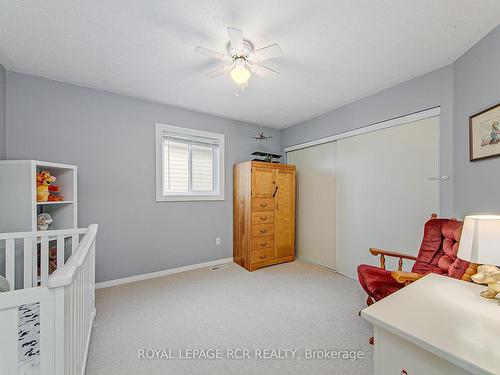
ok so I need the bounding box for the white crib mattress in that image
[18,303,40,374]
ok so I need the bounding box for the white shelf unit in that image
[0,160,78,232]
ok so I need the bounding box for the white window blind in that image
[163,139,189,193]
[191,144,213,191]
[156,123,224,201]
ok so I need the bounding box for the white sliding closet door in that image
[336,116,439,278]
[287,142,336,269]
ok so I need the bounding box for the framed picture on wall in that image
[469,102,500,161]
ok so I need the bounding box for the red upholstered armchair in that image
[358,214,478,307]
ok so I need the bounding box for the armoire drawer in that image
[251,211,274,224]
[252,198,274,211]
[251,223,275,237]
[251,248,274,264]
[252,235,274,251]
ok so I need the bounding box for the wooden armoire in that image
[233,161,296,271]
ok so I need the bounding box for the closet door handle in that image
[260,241,268,247]
[260,228,268,233]
[273,186,279,197]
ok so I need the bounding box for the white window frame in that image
[155,123,225,202]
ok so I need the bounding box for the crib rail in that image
[0,225,97,375]
[0,227,87,290]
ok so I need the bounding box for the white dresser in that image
[361,273,500,375]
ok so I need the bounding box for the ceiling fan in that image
[195,27,281,87]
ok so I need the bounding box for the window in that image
[155,123,225,201]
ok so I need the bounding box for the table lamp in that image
[457,215,500,299]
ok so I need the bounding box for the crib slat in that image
[0,307,19,375]
[5,239,15,289]
[53,288,66,375]
[68,282,74,374]
[33,243,38,287]
[41,237,49,286]
[57,236,65,269]
[65,285,71,375]
[23,237,33,288]
[40,297,55,375]
[78,271,83,369]
[71,234,79,254]
[72,281,78,374]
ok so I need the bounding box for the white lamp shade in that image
[457,215,500,265]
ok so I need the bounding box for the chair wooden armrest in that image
[391,271,423,284]
[369,248,418,260]
[369,248,417,271]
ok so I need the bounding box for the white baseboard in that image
[95,257,234,289]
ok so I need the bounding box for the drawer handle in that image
[401,370,408,375]
[260,216,267,220]
[260,203,268,207]
[259,255,267,259]
[260,241,268,247]
[260,228,268,233]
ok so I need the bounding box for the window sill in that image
[156,195,225,202]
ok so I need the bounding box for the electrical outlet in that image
[215,237,221,246]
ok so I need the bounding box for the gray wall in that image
[5,72,281,283]
[282,65,455,217]
[453,26,500,217]
[0,64,6,159]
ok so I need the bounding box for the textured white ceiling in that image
[0,1,499,128]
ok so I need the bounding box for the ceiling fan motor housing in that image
[228,40,254,61]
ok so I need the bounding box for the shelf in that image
[0,160,78,233]
[36,201,74,205]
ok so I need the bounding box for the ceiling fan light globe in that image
[231,61,251,84]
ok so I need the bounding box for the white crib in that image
[0,224,98,375]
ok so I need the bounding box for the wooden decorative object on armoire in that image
[233,161,296,271]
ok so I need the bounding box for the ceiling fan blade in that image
[250,63,279,79]
[227,27,244,52]
[195,46,225,60]
[254,44,282,61]
[206,64,234,78]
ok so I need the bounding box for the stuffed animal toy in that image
[471,265,500,299]
[36,171,64,202]
[37,213,54,230]
[0,276,10,292]
[36,246,58,277]
[37,171,55,202]
[48,186,64,202]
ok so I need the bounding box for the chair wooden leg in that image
[365,296,375,345]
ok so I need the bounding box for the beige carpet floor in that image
[86,260,373,375]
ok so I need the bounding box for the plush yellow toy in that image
[36,171,56,202]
